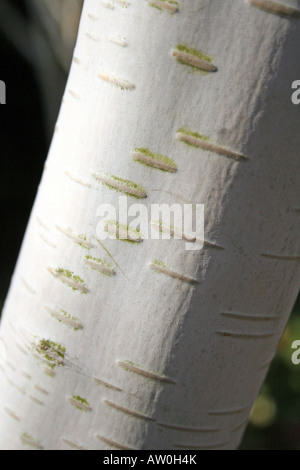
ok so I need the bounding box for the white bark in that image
[0,0,300,450]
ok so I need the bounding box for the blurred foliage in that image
[241,298,300,449]
[0,0,83,305]
[0,0,299,451]
[0,0,83,136]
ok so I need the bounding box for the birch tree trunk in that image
[0,0,299,450]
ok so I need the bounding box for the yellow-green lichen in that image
[76,243,88,249]
[69,395,92,412]
[53,267,88,293]
[59,310,81,331]
[55,268,83,283]
[35,339,66,369]
[106,220,142,244]
[152,259,168,268]
[176,44,212,63]
[150,2,161,10]
[133,148,177,172]
[73,395,89,405]
[173,44,216,73]
[21,432,43,450]
[76,234,91,250]
[177,128,209,147]
[85,255,115,276]
[150,0,179,11]
[94,173,146,199]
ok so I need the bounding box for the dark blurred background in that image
[0,0,299,450]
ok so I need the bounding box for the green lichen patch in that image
[177,128,209,141]
[55,268,83,283]
[133,148,177,172]
[105,220,142,244]
[84,255,115,276]
[61,309,78,321]
[152,259,168,269]
[149,0,179,12]
[177,128,209,147]
[173,44,216,72]
[177,128,245,160]
[35,339,66,369]
[73,395,89,405]
[21,432,43,450]
[76,234,92,250]
[69,395,92,412]
[55,309,83,331]
[93,173,147,199]
[176,44,212,63]
[56,226,93,250]
[49,267,89,293]
[150,1,161,10]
